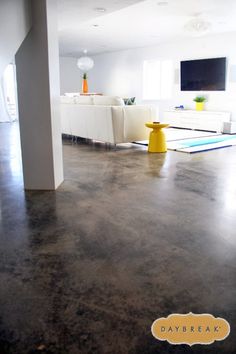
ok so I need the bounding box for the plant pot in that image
[82,79,88,94]
[196,102,204,111]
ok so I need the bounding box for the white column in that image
[15,0,64,190]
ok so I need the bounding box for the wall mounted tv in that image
[181,57,226,91]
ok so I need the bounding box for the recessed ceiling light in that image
[157,1,168,5]
[94,7,106,13]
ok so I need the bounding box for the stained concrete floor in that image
[0,122,236,354]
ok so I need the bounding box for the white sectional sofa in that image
[60,95,155,144]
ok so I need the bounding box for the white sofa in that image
[60,95,155,144]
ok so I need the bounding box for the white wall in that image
[89,32,236,121]
[59,57,82,94]
[16,0,63,190]
[0,0,31,79]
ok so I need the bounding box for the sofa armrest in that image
[111,107,125,143]
[122,105,155,141]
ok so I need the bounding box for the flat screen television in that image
[181,57,226,91]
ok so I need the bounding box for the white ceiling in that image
[58,0,236,57]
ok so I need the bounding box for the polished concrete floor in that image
[0,122,236,354]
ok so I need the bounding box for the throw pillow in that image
[93,96,124,106]
[74,96,93,105]
[123,97,136,105]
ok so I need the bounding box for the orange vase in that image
[82,79,88,94]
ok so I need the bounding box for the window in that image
[143,59,173,100]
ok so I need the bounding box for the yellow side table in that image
[145,122,169,153]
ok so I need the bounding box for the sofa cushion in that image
[93,95,124,106]
[75,96,93,105]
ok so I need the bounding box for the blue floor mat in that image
[180,135,236,147]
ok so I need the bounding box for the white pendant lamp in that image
[77,50,94,72]
[184,14,211,35]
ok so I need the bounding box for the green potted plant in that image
[193,96,207,111]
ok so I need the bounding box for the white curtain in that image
[0,64,18,123]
